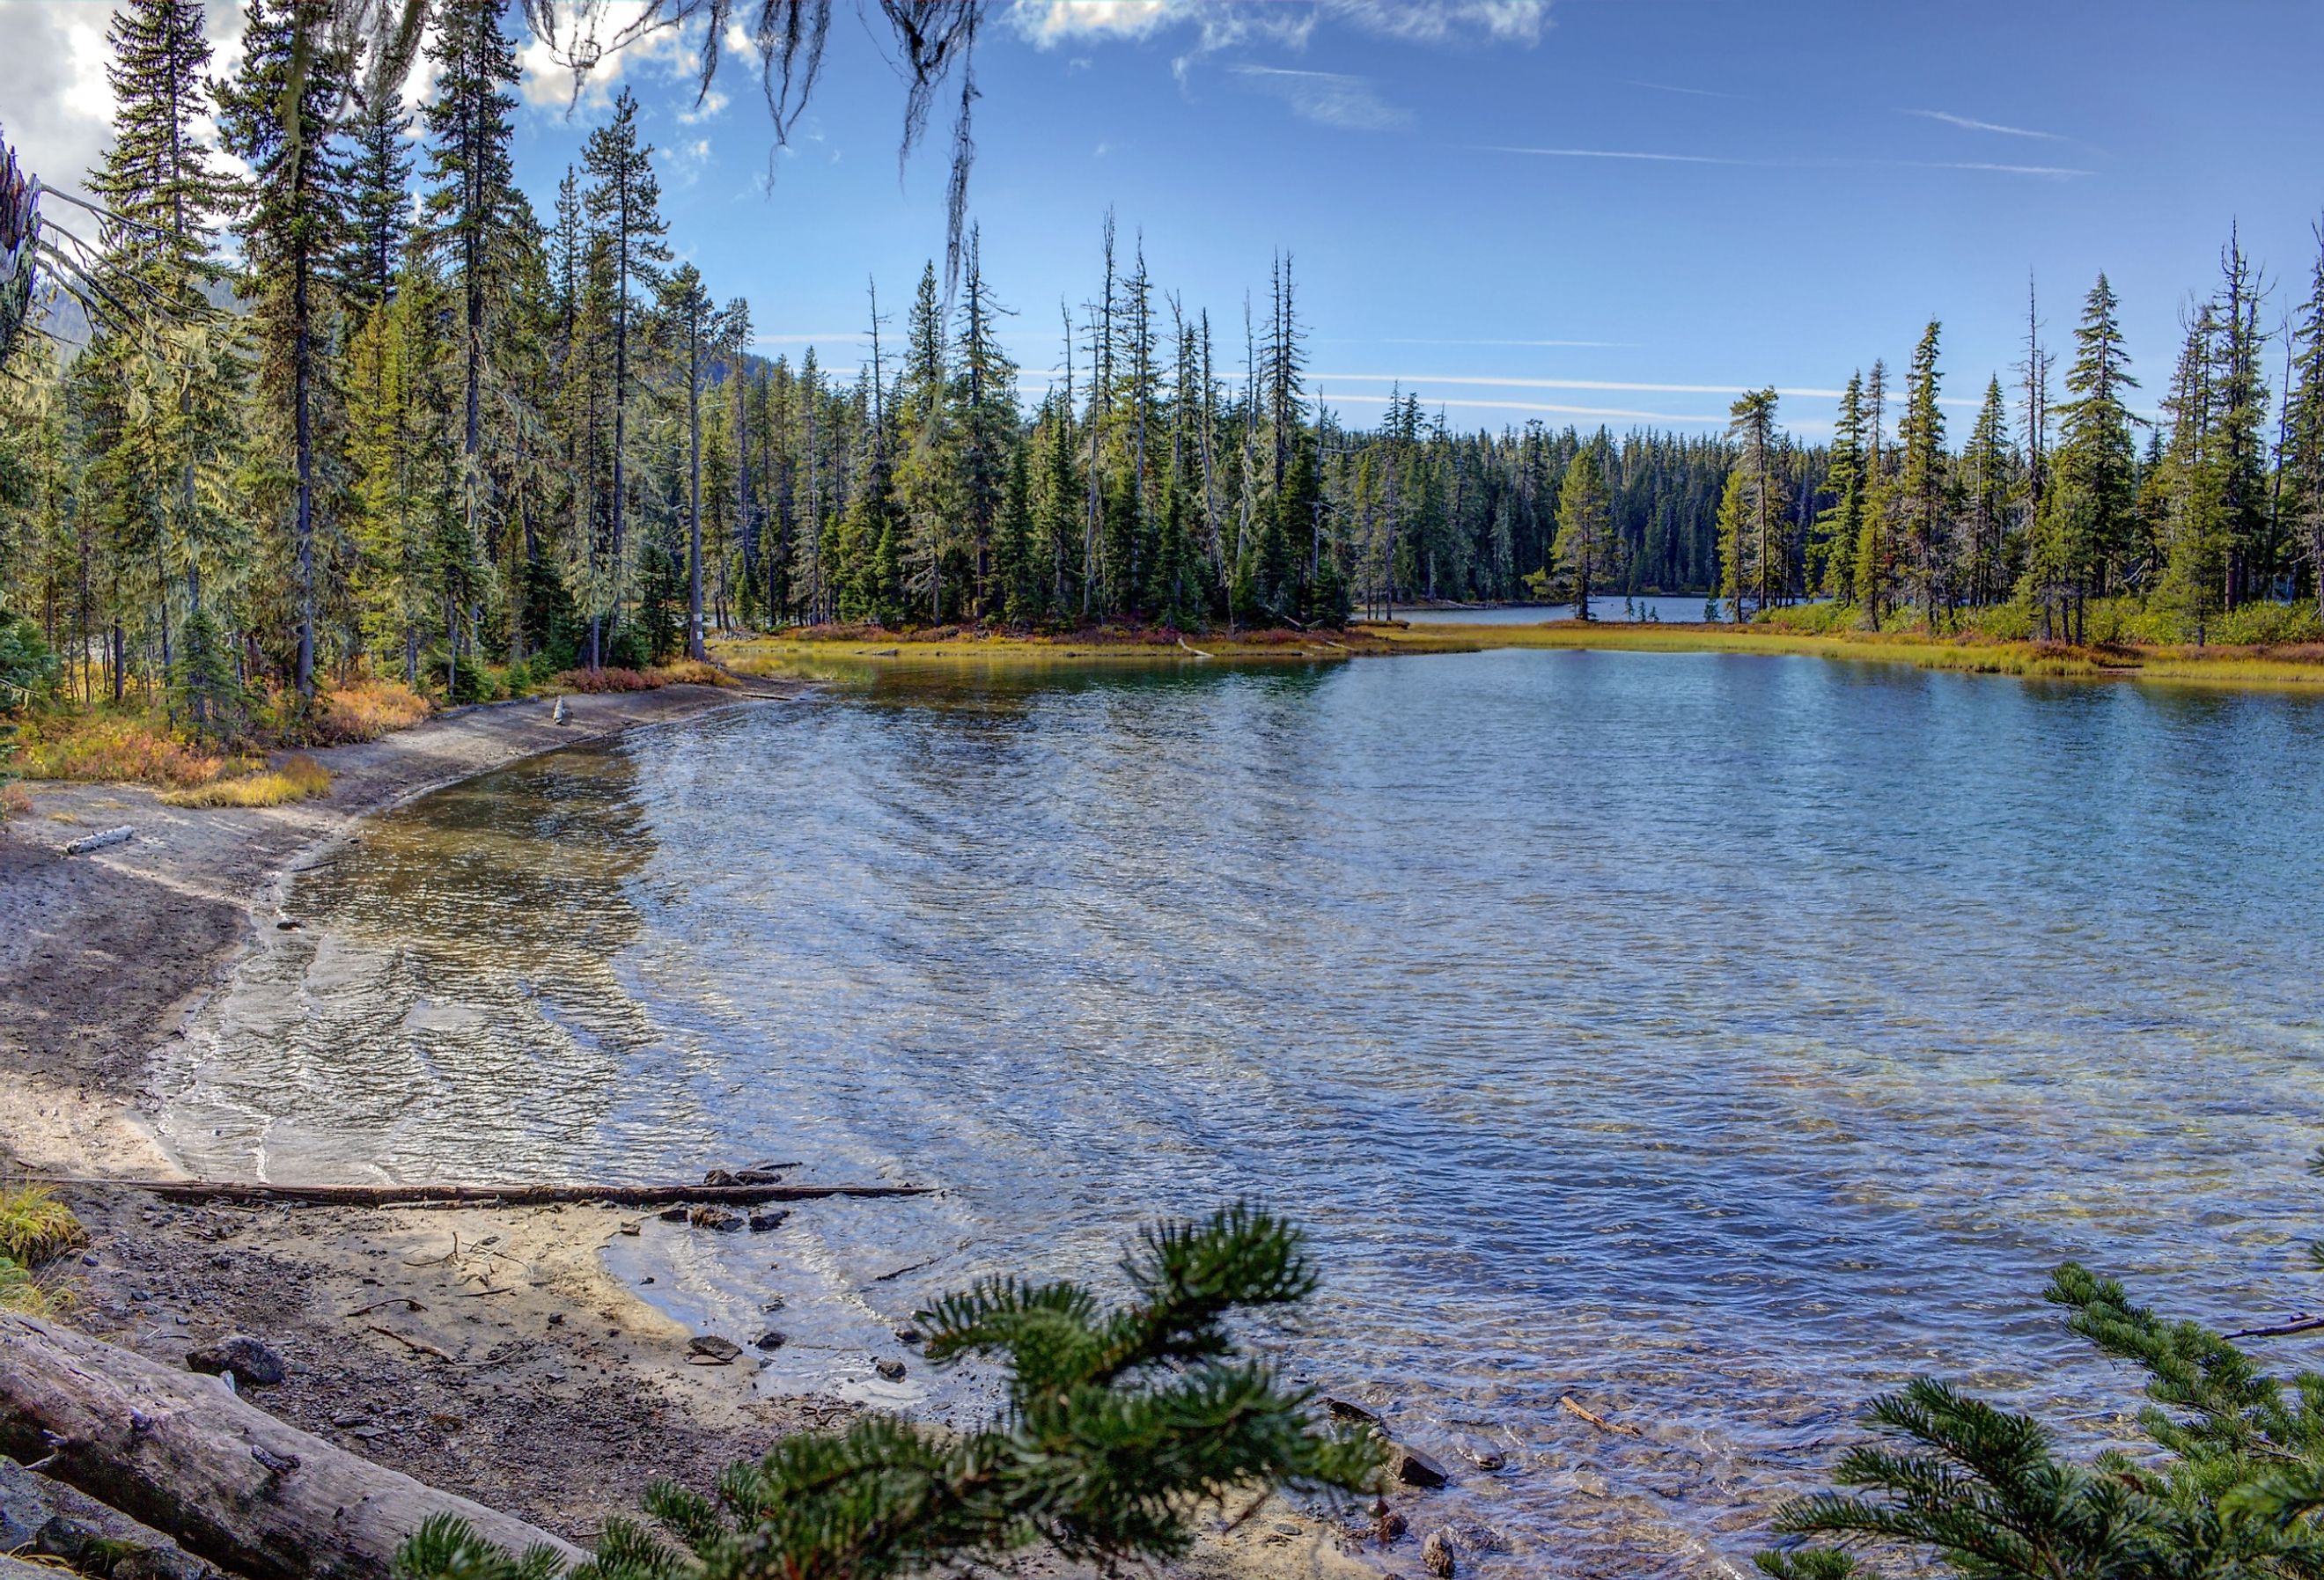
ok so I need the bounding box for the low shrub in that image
[317,679,431,743]
[650,658,736,687]
[159,752,330,808]
[553,665,663,694]
[18,712,228,788]
[0,782,29,820]
[0,1185,86,1265]
[1761,601,1857,635]
[2218,599,2324,647]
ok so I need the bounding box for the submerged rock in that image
[687,1207,744,1232]
[754,1331,787,1352]
[184,1334,285,1388]
[1392,1446,1450,1489]
[875,1357,908,1381]
[1422,1527,1456,1577]
[747,1209,789,1233]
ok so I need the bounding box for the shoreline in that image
[0,678,1379,1576]
[712,621,2324,689]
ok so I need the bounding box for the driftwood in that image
[0,1313,585,1580]
[63,826,135,855]
[20,1177,931,1209]
[2226,1314,2324,1341]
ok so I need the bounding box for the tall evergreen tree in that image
[582,88,670,659]
[1553,440,1614,620]
[219,0,355,701]
[421,0,523,640]
[1897,320,1950,627]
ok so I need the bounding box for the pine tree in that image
[342,93,413,312]
[1553,441,1614,620]
[653,263,715,660]
[2041,274,2140,641]
[219,0,357,702]
[421,0,524,668]
[86,0,239,712]
[1762,1242,2324,1580]
[1725,387,1784,621]
[1961,378,2015,607]
[582,88,669,658]
[1818,372,1865,602]
[2287,221,2324,625]
[1897,320,1950,627]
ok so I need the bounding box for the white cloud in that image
[1906,108,2065,143]
[1007,0,1542,53]
[1230,65,1410,131]
[1319,0,1548,47]
[518,0,698,113]
[1487,144,2092,179]
[0,0,244,192]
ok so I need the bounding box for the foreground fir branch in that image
[393,1203,1379,1580]
[1760,1259,2324,1579]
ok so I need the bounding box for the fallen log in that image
[0,1313,585,1580]
[63,826,135,856]
[19,1178,932,1209]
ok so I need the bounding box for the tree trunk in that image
[0,1314,585,1580]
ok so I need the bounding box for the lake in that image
[160,648,2324,1577]
[1396,595,1717,624]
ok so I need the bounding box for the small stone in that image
[186,1334,286,1388]
[760,1297,787,1312]
[1392,1447,1450,1489]
[1325,1396,1383,1427]
[687,1206,744,1232]
[754,1330,787,1351]
[702,1168,736,1187]
[1460,1447,1507,1472]
[892,1324,923,1345]
[276,919,300,931]
[688,1334,743,1364]
[1376,1506,1408,1542]
[1422,1527,1456,1578]
[658,1207,689,1223]
[547,1312,564,1326]
[875,1357,907,1381]
[616,1221,641,1237]
[747,1209,789,1232]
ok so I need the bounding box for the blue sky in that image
[9,0,2324,437]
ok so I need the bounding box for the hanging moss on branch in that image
[394,1202,1381,1580]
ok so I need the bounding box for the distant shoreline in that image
[716,619,2324,689]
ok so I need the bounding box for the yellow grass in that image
[717,624,1408,674]
[159,752,332,807]
[650,658,740,687]
[0,1185,86,1266]
[1368,621,2324,687]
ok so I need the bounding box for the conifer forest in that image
[6,0,2324,733]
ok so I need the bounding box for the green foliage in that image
[395,1205,1379,1580]
[0,612,58,705]
[1761,1257,2324,1579]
